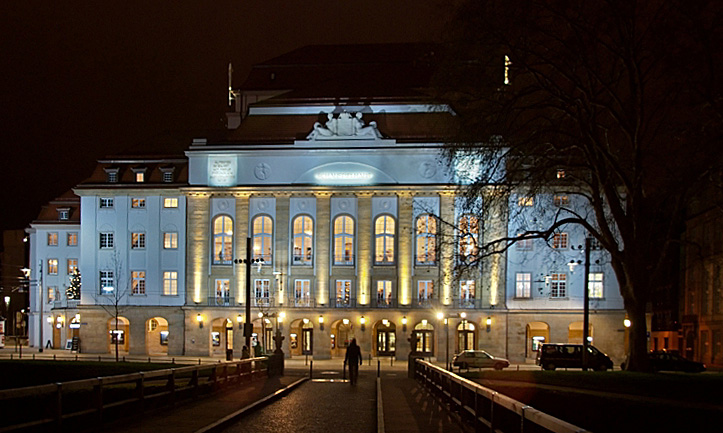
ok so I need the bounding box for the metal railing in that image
[413,360,590,433]
[0,357,269,432]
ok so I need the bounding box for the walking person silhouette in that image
[345,338,363,385]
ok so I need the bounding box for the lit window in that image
[376,280,392,306]
[163,271,178,295]
[336,280,352,307]
[516,233,533,251]
[131,198,146,209]
[556,169,566,179]
[57,208,70,221]
[47,232,58,246]
[553,195,569,206]
[67,258,78,275]
[215,279,230,304]
[99,197,114,209]
[252,215,273,263]
[67,232,78,246]
[132,271,146,295]
[516,273,531,298]
[292,215,313,265]
[417,280,434,306]
[589,273,604,299]
[415,214,437,265]
[518,196,534,207]
[163,197,178,208]
[99,232,114,249]
[550,273,567,298]
[163,232,178,249]
[334,216,354,265]
[132,168,146,183]
[213,216,233,264]
[294,279,311,307]
[552,233,568,249]
[504,55,511,85]
[100,270,114,294]
[374,215,395,264]
[458,215,479,261]
[48,259,58,275]
[47,286,57,303]
[131,232,146,249]
[254,279,271,306]
[460,280,476,307]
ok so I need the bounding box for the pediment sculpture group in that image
[307,112,382,140]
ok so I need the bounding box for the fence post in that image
[95,378,104,424]
[309,360,313,379]
[377,360,380,378]
[136,373,145,412]
[55,383,63,428]
[169,370,176,406]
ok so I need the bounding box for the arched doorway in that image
[331,318,354,357]
[107,316,130,354]
[375,319,396,357]
[413,320,434,356]
[525,322,550,359]
[146,317,169,355]
[302,319,314,355]
[457,321,476,353]
[211,318,233,357]
[568,321,593,345]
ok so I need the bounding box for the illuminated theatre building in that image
[28,44,626,362]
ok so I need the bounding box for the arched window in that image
[333,215,354,265]
[374,215,395,264]
[415,214,437,265]
[458,214,479,262]
[292,215,313,265]
[252,215,273,263]
[213,215,233,265]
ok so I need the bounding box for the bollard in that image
[377,360,380,378]
[309,360,313,379]
[391,357,393,367]
[198,359,202,365]
[33,354,36,360]
[54,354,57,361]
[368,354,372,366]
[98,356,101,362]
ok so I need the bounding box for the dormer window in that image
[132,167,147,183]
[57,208,70,221]
[160,167,175,183]
[104,168,120,183]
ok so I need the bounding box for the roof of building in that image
[75,156,189,188]
[30,189,81,225]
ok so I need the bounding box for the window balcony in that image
[373,296,398,308]
[332,298,357,308]
[287,295,316,308]
[208,296,235,307]
[453,298,482,309]
[253,296,275,307]
[292,254,313,265]
[414,298,434,309]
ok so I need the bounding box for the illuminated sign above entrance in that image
[314,172,374,182]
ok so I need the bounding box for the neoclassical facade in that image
[28,44,626,363]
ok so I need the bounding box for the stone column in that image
[314,193,331,306]
[185,193,210,305]
[440,191,456,305]
[274,194,290,306]
[234,193,250,306]
[397,192,414,306]
[357,192,373,305]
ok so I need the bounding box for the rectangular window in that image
[135,172,145,182]
[99,197,114,209]
[518,196,534,207]
[588,273,604,299]
[552,233,568,249]
[294,279,311,307]
[516,234,533,251]
[131,232,146,249]
[553,195,569,206]
[105,169,119,183]
[376,280,392,307]
[100,270,114,294]
[48,259,58,275]
[99,232,114,249]
[460,280,476,307]
[131,198,146,208]
[163,232,178,249]
[67,258,78,275]
[47,232,58,246]
[162,170,174,183]
[556,169,566,179]
[67,232,78,246]
[516,273,531,298]
[550,273,567,298]
[215,279,230,305]
[163,197,179,208]
[163,271,178,295]
[336,280,352,307]
[417,280,434,307]
[132,271,146,295]
[58,209,70,220]
[47,286,57,303]
[254,279,271,306]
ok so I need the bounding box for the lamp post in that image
[582,237,591,371]
[233,237,264,352]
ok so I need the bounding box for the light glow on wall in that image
[314,172,373,182]
[489,255,500,306]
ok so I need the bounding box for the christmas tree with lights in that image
[67,269,81,300]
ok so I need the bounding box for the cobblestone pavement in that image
[220,375,376,433]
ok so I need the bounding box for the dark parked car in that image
[536,343,614,371]
[622,351,706,372]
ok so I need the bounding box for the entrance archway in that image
[211,318,233,357]
[146,317,169,355]
[568,321,593,345]
[525,322,550,358]
[331,318,354,357]
[374,319,396,357]
[289,318,314,357]
[107,316,130,354]
[457,321,476,353]
[413,320,434,356]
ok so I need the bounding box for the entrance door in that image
[413,330,433,355]
[302,328,313,355]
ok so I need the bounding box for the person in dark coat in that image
[345,338,363,385]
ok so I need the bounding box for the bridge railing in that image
[0,357,268,432]
[414,359,590,433]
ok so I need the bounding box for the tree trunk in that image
[624,301,650,371]
[115,317,119,362]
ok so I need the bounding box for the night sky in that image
[0,1,453,232]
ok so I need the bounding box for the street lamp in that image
[233,237,265,351]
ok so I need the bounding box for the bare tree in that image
[93,252,132,361]
[435,0,722,371]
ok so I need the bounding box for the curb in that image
[194,377,308,433]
